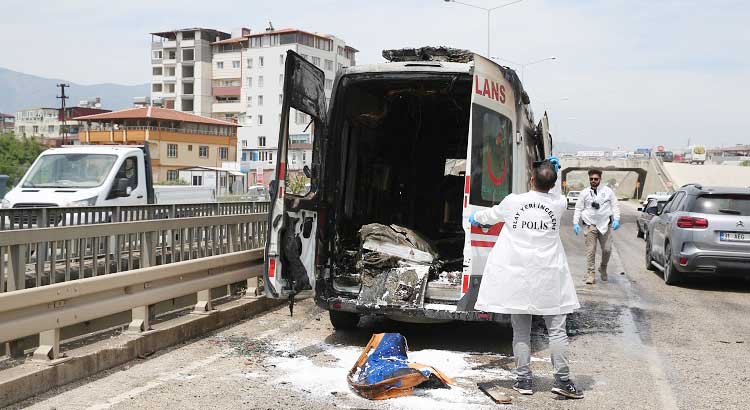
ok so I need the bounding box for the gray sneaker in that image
[551,379,584,399]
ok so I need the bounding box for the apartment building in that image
[0,113,14,133]
[150,28,232,117]
[14,106,110,146]
[149,25,357,186]
[74,107,238,183]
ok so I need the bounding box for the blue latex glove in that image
[612,220,621,230]
[573,223,581,235]
[547,155,561,172]
[469,211,480,227]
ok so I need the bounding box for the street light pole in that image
[444,0,525,57]
[492,56,556,82]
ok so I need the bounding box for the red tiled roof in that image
[73,107,239,127]
[212,36,248,45]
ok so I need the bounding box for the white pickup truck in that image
[1,145,214,209]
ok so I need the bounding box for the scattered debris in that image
[478,381,513,404]
[382,46,473,63]
[348,333,454,400]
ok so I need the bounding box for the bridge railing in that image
[0,211,268,361]
[0,201,270,231]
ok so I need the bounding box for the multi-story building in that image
[74,107,239,184]
[150,28,231,117]
[14,106,111,146]
[149,25,357,186]
[0,113,14,133]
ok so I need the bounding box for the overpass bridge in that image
[560,157,673,199]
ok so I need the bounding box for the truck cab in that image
[1,145,155,210]
[264,49,552,327]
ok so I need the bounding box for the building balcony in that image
[180,39,194,48]
[212,86,241,97]
[80,126,237,144]
[163,40,177,48]
[212,102,242,113]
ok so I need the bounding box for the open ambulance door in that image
[264,50,327,299]
[538,112,552,158]
[458,54,518,312]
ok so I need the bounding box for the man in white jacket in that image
[469,157,583,399]
[572,168,621,284]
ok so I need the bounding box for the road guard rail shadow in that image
[0,204,282,407]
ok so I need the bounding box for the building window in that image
[258,76,264,88]
[167,143,178,158]
[279,94,283,104]
[279,74,284,86]
[219,147,229,160]
[152,67,163,75]
[199,145,209,158]
[182,82,194,94]
[259,56,264,67]
[216,61,224,69]
[325,79,333,90]
[258,115,263,125]
[188,144,193,151]
[165,83,175,93]
[192,175,203,185]
[152,83,163,92]
[181,65,193,77]
[167,170,178,181]
[48,125,55,133]
[312,56,320,67]
[232,60,240,68]
[167,50,176,60]
[242,140,247,147]
[279,54,284,65]
[303,152,307,161]
[152,50,162,59]
[258,136,266,147]
[182,48,194,61]
[247,58,253,68]
[258,95,264,106]
[165,66,176,76]
[325,59,333,71]
[247,96,252,106]
[182,31,195,40]
[247,77,252,88]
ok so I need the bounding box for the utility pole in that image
[57,83,70,145]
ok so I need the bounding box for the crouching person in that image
[469,157,583,399]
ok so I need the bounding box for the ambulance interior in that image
[328,73,473,304]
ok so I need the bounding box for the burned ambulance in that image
[264,47,553,328]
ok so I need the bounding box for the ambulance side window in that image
[469,104,513,206]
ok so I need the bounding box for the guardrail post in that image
[128,231,157,332]
[33,329,61,361]
[7,244,28,291]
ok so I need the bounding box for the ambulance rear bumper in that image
[316,296,510,324]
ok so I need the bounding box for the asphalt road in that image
[12,202,750,410]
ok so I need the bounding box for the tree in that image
[287,174,309,195]
[0,133,47,187]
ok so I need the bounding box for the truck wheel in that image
[663,242,683,286]
[329,310,360,330]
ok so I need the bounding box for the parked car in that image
[636,198,667,239]
[641,192,670,206]
[645,184,750,285]
[566,191,580,209]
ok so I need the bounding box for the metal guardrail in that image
[0,211,268,361]
[0,201,270,231]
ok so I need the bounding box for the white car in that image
[566,191,581,209]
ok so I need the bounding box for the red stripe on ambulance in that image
[470,240,495,248]
[470,222,504,236]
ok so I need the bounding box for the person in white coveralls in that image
[469,157,583,399]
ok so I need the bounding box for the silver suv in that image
[645,184,750,285]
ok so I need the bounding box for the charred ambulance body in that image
[265,49,553,328]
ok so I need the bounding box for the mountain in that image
[553,140,614,154]
[0,67,148,115]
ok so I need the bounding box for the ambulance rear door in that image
[458,54,518,311]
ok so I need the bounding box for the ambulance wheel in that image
[329,310,360,330]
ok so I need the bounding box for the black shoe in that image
[513,378,533,395]
[551,379,583,399]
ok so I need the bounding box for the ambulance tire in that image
[329,310,360,330]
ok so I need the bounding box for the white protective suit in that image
[572,185,621,234]
[473,186,580,315]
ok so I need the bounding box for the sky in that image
[1,0,748,149]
